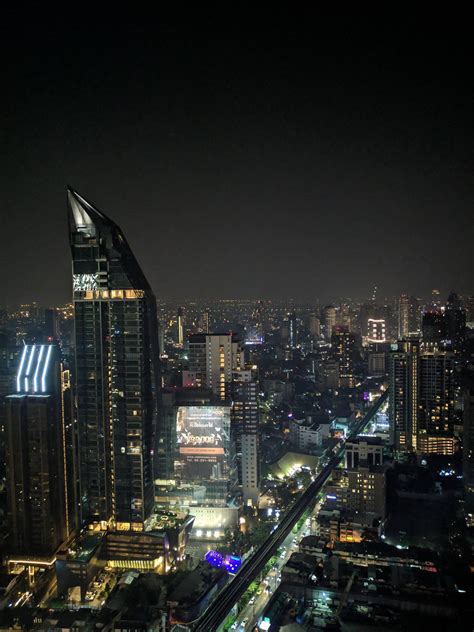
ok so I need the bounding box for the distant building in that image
[322,305,336,340]
[367,318,386,343]
[398,295,419,338]
[309,314,321,338]
[177,307,184,347]
[422,311,446,348]
[368,351,386,376]
[332,326,356,388]
[288,311,297,349]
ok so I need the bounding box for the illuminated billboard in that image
[176,406,231,480]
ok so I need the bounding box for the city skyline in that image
[1,19,473,629]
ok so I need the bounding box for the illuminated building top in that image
[15,344,55,394]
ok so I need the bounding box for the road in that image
[193,391,388,632]
[236,516,314,631]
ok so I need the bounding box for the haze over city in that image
[0,16,473,632]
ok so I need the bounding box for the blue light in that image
[205,550,224,568]
[224,555,242,574]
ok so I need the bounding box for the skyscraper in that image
[398,295,419,338]
[462,370,474,517]
[445,292,466,353]
[68,187,160,529]
[183,333,244,400]
[322,305,336,340]
[332,326,356,388]
[389,340,456,453]
[5,344,76,556]
[287,311,297,349]
[231,368,260,508]
[177,307,184,347]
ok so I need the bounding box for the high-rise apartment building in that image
[421,311,446,348]
[389,340,455,453]
[177,307,184,347]
[231,368,259,508]
[322,305,336,340]
[5,344,76,556]
[398,295,419,338]
[332,326,356,388]
[183,333,244,400]
[445,292,466,353]
[462,370,474,516]
[288,312,297,349]
[68,187,160,529]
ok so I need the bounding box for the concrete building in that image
[184,333,244,400]
[345,436,383,469]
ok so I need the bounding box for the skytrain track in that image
[193,390,388,632]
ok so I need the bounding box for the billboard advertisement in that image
[176,406,231,480]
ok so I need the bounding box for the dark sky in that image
[1,19,473,306]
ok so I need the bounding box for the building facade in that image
[68,187,160,529]
[5,344,76,556]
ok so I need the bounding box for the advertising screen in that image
[176,406,231,480]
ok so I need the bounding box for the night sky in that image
[1,20,472,306]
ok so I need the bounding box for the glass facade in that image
[68,188,160,528]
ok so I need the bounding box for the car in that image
[249,596,255,605]
[230,623,238,630]
[241,618,249,627]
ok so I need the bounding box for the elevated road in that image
[194,390,389,632]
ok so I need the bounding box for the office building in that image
[68,187,160,529]
[183,333,244,400]
[5,344,76,556]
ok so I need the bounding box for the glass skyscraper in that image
[68,187,160,530]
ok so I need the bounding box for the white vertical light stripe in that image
[33,345,45,393]
[16,345,28,392]
[42,346,53,392]
[24,344,36,393]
